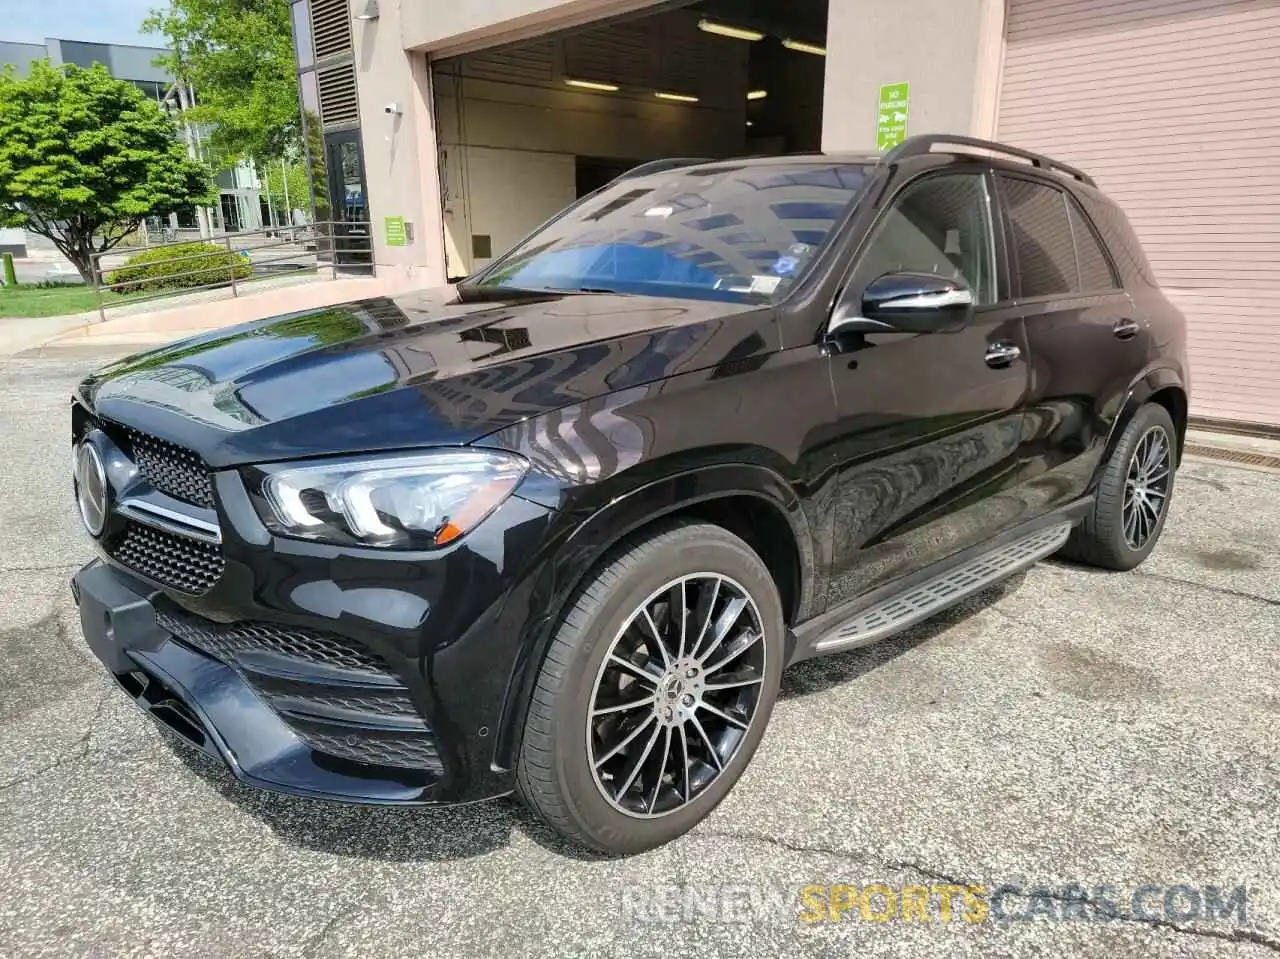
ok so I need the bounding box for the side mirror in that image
[829,271,975,338]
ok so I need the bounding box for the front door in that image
[324,129,372,272]
[823,170,1032,606]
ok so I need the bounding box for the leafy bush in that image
[106,242,251,293]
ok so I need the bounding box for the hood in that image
[78,287,765,467]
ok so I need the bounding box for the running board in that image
[810,522,1073,654]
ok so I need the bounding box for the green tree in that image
[261,158,311,223]
[145,0,300,165]
[0,62,213,283]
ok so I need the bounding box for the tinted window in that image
[1079,192,1154,286]
[1002,177,1077,298]
[471,162,872,304]
[857,174,997,305]
[1069,200,1119,291]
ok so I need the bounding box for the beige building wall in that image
[821,0,1006,153]
[350,5,449,286]
[400,0,658,56]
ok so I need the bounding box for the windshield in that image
[467,160,872,304]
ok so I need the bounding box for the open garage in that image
[429,1,830,277]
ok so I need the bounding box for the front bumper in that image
[74,560,497,804]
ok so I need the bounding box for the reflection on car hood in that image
[77,287,763,467]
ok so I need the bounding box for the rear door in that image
[998,173,1149,511]
[822,169,1032,605]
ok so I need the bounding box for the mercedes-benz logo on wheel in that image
[74,439,109,537]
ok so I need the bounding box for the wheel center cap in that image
[664,676,684,699]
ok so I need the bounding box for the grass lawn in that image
[0,283,131,318]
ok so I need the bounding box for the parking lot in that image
[1,346,1277,958]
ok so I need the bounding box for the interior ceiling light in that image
[353,0,379,21]
[565,78,620,92]
[697,19,765,41]
[781,38,827,56]
[747,89,768,100]
[655,91,700,103]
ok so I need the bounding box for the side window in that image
[856,174,997,305]
[1001,177,1078,298]
[1069,199,1121,291]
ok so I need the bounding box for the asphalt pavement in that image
[0,346,1277,958]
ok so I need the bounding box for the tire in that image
[515,521,785,855]
[1060,402,1177,571]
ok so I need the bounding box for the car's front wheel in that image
[515,522,784,855]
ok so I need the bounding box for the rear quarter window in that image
[1068,199,1121,292]
[1077,192,1157,287]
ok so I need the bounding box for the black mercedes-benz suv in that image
[71,135,1188,854]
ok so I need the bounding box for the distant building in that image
[0,36,263,256]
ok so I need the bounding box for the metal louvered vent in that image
[461,40,556,84]
[310,0,352,60]
[564,24,652,88]
[318,63,359,126]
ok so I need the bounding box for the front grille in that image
[155,607,442,772]
[157,610,391,676]
[110,522,225,594]
[124,428,215,507]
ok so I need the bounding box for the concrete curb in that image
[0,313,98,356]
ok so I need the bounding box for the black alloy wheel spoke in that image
[608,653,661,688]
[687,577,722,660]
[668,579,689,660]
[697,596,750,668]
[637,609,672,671]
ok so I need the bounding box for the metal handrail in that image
[90,220,375,322]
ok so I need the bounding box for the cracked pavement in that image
[1,349,1278,958]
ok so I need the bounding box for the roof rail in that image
[615,157,714,180]
[881,135,1096,186]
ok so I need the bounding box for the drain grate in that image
[1183,444,1280,471]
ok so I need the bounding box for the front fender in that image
[490,462,813,771]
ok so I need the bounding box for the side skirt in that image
[788,498,1092,663]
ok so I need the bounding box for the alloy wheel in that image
[586,573,767,819]
[1123,425,1172,549]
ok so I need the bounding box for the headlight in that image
[253,450,528,549]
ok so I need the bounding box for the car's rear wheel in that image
[1061,402,1177,570]
[515,522,784,855]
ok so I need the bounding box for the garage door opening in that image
[432,0,829,278]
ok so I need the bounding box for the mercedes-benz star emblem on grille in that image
[74,439,109,537]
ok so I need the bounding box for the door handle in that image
[1113,318,1140,340]
[985,341,1022,368]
